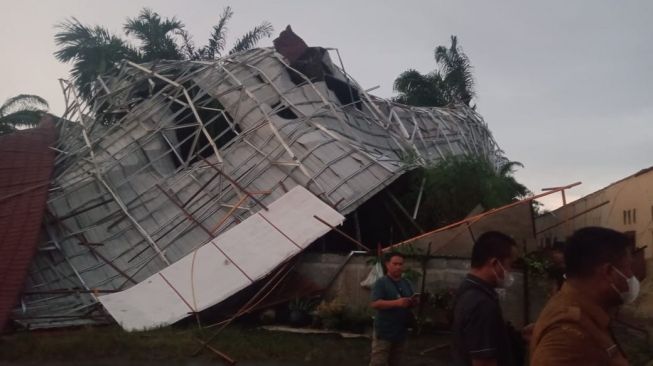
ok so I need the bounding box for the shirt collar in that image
[464,274,498,300]
[560,282,611,329]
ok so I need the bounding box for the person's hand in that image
[395,297,413,308]
[521,323,535,342]
[410,294,421,306]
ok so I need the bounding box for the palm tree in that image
[228,21,274,55]
[124,8,184,62]
[435,35,475,106]
[178,6,273,60]
[55,7,274,101]
[393,35,476,108]
[492,160,529,205]
[0,94,49,135]
[54,18,140,102]
[393,69,448,107]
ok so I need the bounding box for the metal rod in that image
[158,273,195,313]
[200,156,268,211]
[181,170,221,208]
[49,210,139,286]
[56,198,113,221]
[386,190,425,233]
[412,177,426,220]
[257,212,302,250]
[313,215,370,252]
[536,200,610,235]
[22,289,119,295]
[211,195,249,234]
[155,184,213,237]
[387,182,582,251]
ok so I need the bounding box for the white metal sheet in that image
[99,186,344,331]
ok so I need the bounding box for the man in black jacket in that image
[451,231,518,366]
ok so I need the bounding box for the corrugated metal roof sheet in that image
[14,46,506,328]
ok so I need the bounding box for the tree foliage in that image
[54,18,140,101]
[394,35,475,108]
[124,8,184,62]
[434,35,475,106]
[0,94,49,135]
[54,7,273,102]
[396,155,530,229]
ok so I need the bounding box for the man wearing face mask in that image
[530,227,633,365]
[451,231,518,366]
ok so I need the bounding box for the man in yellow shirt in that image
[530,227,637,366]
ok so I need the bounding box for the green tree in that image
[434,35,475,106]
[396,155,530,229]
[393,69,448,107]
[177,6,273,60]
[124,8,184,62]
[54,7,273,102]
[0,94,49,135]
[54,18,140,101]
[393,35,475,108]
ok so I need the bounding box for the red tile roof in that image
[0,117,57,332]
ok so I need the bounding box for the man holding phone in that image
[369,252,418,366]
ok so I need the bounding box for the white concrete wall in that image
[537,168,653,258]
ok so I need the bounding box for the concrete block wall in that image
[297,253,529,327]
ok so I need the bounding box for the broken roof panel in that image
[100,186,343,331]
[13,33,505,329]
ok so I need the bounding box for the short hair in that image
[471,231,516,268]
[565,227,630,278]
[384,252,404,263]
[551,240,565,252]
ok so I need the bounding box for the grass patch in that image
[0,324,371,364]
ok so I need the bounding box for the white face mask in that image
[611,266,640,304]
[494,261,515,289]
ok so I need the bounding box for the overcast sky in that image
[1,0,651,209]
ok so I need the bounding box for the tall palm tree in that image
[55,7,274,101]
[0,94,49,135]
[393,35,476,108]
[178,6,273,60]
[393,69,447,107]
[54,18,140,102]
[124,8,184,62]
[435,35,475,106]
[229,21,274,55]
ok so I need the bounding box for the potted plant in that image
[288,297,318,327]
[315,298,346,330]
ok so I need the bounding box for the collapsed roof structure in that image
[4,28,505,330]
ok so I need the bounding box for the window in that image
[624,210,628,225]
[633,209,637,224]
[627,210,632,225]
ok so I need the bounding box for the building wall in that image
[297,253,531,327]
[536,168,653,258]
